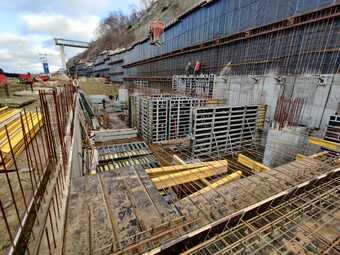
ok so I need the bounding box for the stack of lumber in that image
[0,108,43,170]
[146,160,230,189]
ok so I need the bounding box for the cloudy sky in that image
[0,0,141,73]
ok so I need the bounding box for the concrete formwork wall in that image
[215,74,340,131]
[71,98,83,178]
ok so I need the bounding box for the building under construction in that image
[1,0,340,255]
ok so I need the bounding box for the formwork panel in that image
[324,114,340,143]
[172,74,215,98]
[137,96,206,143]
[191,105,260,157]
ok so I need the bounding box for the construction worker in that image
[185,62,194,75]
[26,72,33,92]
[0,68,9,97]
[194,61,201,75]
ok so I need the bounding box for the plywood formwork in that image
[63,146,340,255]
[191,105,259,158]
[63,165,181,254]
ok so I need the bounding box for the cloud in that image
[0,1,143,73]
[1,0,142,16]
[21,14,100,41]
[0,12,98,73]
[0,33,63,73]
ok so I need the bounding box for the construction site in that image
[0,0,340,254]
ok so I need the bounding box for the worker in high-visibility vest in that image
[0,68,9,97]
[194,61,201,75]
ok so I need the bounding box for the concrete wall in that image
[263,127,308,167]
[214,74,340,131]
[71,97,83,178]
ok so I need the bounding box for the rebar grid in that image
[183,174,340,255]
[0,85,76,255]
[123,6,340,77]
[99,141,340,255]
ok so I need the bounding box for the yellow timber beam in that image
[237,154,271,173]
[146,160,227,178]
[173,154,186,165]
[188,171,242,198]
[0,112,43,170]
[0,109,21,123]
[172,154,211,187]
[309,137,340,152]
[150,160,228,189]
[0,107,8,114]
[295,151,329,161]
[295,154,305,160]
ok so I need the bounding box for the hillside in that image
[128,0,202,43]
[69,0,202,65]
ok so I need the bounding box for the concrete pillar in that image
[263,127,308,167]
[59,45,66,71]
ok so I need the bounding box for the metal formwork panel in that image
[191,105,259,157]
[96,142,160,172]
[168,97,206,140]
[172,74,215,98]
[138,96,206,143]
[324,114,340,143]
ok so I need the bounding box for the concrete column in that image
[59,45,66,71]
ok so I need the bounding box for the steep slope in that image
[68,0,202,64]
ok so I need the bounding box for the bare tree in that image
[94,11,136,51]
[76,1,157,59]
[140,0,156,10]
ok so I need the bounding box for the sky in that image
[0,0,142,73]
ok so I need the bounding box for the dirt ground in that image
[79,77,121,96]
